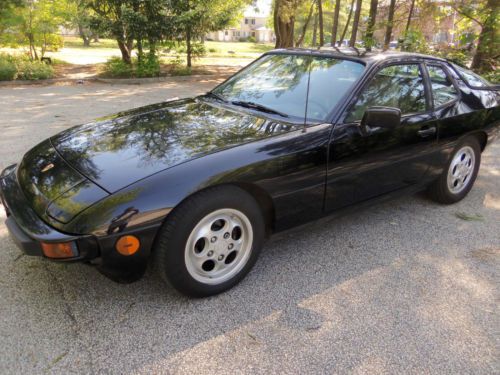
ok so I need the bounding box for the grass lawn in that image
[63,36,118,49]
[62,36,273,57]
[204,41,274,55]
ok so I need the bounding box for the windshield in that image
[212,54,365,122]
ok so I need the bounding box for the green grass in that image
[62,36,118,49]
[204,41,273,56]
[454,211,484,222]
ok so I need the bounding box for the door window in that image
[427,65,459,107]
[346,64,427,122]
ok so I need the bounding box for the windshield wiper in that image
[205,91,227,102]
[230,100,289,118]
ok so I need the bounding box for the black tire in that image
[427,136,481,204]
[154,185,265,297]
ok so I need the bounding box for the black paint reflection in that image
[51,98,294,192]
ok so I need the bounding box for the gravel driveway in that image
[0,79,499,374]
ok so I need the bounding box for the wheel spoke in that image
[447,146,475,194]
[184,208,253,285]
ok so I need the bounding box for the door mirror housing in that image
[361,106,401,130]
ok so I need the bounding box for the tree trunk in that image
[117,40,132,64]
[470,0,498,73]
[405,0,416,34]
[349,0,363,47]
[365,0,378,51]
[296,1,315,47]
[312,13,318,46]
[186,26,192,68]
[384,0,397,50]
[330,0,341,46]
[274,0,296,48]
[78,23,90,47]
[317,0,324,47]
[137,39,143,62]
[340,0,355,44]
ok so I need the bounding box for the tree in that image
[172,0,249,67]
[295,0,315,46]
[69,0,93,46]
[274,0,302,48]
[404,0,416,35]
[339,0,355,44]
[86,0,136,63]
[330,0,341,46]
[349,0,362,46]
[452,0,499,73]
[364,0,378,50]
[383,0,396,50]
[317,0,324,46]
[1,0,69,60]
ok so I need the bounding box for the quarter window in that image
[346,64,426,122]
[427,65,458,107]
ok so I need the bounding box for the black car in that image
[1,49,499,296]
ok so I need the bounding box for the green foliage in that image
[483,70,499,84]
[0,0,71,59]
[136,55,160,78]
[0,53,54,80]
[16,59,54,80]
[435,47,470,66]
[0,55,17,80]
[173,41,206,58]
[103,56,133,77]
[400,30,429,53]
[102,55,161,78]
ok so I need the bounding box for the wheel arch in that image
[466,130,488,151]
[159,182,276,240]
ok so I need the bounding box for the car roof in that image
[269,47,448,66]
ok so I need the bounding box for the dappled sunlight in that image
[483,193,500,209]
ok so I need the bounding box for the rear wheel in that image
[154,186,265,297]
[427,136,481,204]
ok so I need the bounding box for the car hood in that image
[50,98,294,193]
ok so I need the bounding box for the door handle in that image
[417,127,436,137]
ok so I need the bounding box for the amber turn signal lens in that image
[115,235,140,256]
[41,241,78,259]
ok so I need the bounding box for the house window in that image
[252,32,255,37]
[251,19,255,25]
[245,18,248,24]
[225,31,228,36]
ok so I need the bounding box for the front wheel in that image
[154,186,265,297]
[427,136,481,204]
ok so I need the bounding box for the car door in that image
[325,61,439,211]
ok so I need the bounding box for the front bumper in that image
[0,164,99,261]
[1,164,160,282]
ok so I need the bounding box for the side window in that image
[346,64,426,122]
[427,65,458,107]
[453,64,490,87]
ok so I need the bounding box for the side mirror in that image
[361,106,401,130]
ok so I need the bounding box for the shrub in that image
[0,55,17,81]
[247,36,256,43]
[16,60,54,80]
[136,55,161,78]
[483,70,499,84]
[208,47,218,53]
[103,56,133,78]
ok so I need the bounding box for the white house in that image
[207,6,275,43]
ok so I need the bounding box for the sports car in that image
[1,48,499,296]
